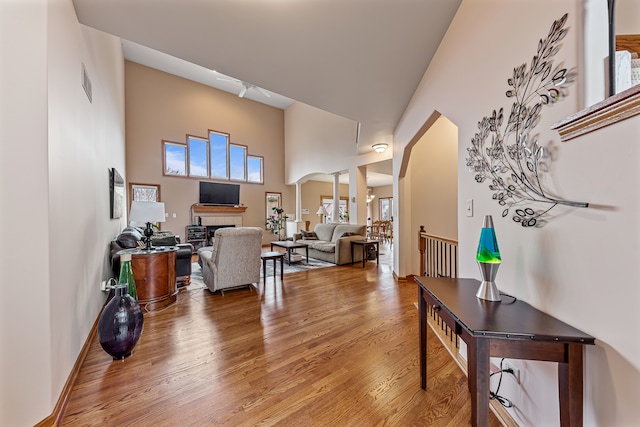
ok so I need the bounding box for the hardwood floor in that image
[60,258,500,426]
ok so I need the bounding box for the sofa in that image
[292,223,367,265]
[110,227,193,286]
[197,227,263,294]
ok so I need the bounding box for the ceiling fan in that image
[216,76,271,99]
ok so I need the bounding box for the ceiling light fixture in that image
[372,143,388,153]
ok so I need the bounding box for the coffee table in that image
[270,241,309,265]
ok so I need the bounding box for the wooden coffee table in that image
[270,241,309,265]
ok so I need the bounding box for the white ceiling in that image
[72,0,462,187]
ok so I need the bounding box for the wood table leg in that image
[558,344,584,427]
[262,258,267,284]
[279,255,284,280]
[468,336,490,427]
[419,287,427,389]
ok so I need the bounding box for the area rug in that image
[186,256,335,291]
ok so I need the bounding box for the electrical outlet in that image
[100,280,108,291]
[503,359,520,384]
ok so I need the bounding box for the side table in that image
[118,247,177,312]
[350,239,379,267]
[260,251,285,283]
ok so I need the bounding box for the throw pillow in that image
[341,232,357,238]
[117,232,142,249]
[300,230,318,240]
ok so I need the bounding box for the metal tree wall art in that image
[466,13,588,227]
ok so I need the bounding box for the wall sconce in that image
[372,143,388,153]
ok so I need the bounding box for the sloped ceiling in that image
[72,0,461,156]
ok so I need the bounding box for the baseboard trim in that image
[35,308,102,426]
[393,271,408,282]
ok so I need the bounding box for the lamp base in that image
[142,222,154,250]
[476,261,501,301]
[475,280,501,301]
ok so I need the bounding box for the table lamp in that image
[476,215,502,301]
[316,205,329,223]
[129,201,166,250]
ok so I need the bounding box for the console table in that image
[118,247,177,312]
[414,276,595,427]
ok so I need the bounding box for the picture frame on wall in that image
[110,168,124,219]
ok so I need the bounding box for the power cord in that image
[499,292,517,304]
[490,358,514,408]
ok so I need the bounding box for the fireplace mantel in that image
[191,205,247,214]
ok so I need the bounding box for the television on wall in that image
[199,182,240,206]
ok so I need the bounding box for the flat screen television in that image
[199,182,240,206]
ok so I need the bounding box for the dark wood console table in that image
[119,248,177,312]
[414,276,595,427]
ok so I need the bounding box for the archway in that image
[396,111,459,276]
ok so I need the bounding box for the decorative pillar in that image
[332,172,340,223]
[295,181,303,223]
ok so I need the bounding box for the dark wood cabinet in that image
[124,248,177,311]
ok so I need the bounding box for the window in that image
[209,131,229,179]
[321,196,349,222]
[229,144,247,181]
[188,136,208,177]
[379,197,393,220]
[163,141,187,176]
[248,155,264,183]
[162,130,263,184]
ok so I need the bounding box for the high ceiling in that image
[73,0,461,154]
[73,1,461,188]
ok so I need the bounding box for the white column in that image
[295,181,303,222]
[349,165,367,225]
[332,172,340,223]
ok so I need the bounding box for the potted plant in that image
[266,207,288,240]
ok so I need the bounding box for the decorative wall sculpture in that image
[466,14,588,227]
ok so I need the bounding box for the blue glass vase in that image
[98,284,144,360]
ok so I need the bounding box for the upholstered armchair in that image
[199,227,262,294]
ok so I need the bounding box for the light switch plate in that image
[466,199,474,217]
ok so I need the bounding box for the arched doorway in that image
[397,111,458,276]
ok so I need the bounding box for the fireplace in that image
[206,224,235,245]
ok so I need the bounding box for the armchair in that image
[199,227,262,294]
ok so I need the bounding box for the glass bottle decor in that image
[118,252,137,301]
[98,284,144,360]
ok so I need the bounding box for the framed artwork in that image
[110,168,124,219]
[129,183,160,206]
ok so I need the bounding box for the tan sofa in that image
[198,227,262,294]
[293,223,367,265]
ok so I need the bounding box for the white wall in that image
[0,1,126,425]
[394,0,640,425]
[0,0,52,423]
